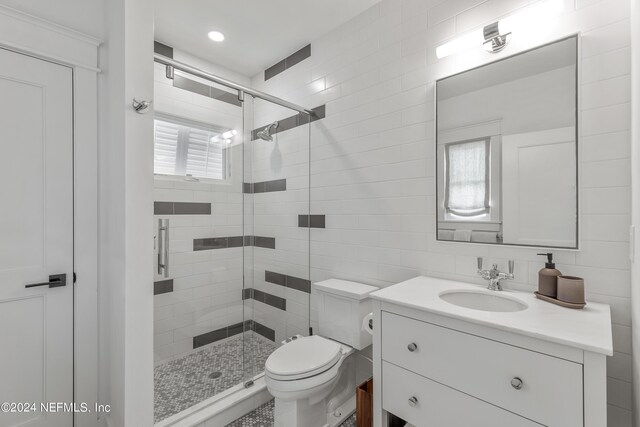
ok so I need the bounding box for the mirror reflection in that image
[436,36,578,248]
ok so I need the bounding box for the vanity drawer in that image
[382,361,541,427]
[381,312,583,427]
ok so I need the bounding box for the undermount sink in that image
[439,289,528,312]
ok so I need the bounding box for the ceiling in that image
[154,0,380,77]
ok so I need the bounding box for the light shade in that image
[436,29,484,59]
[208,31,225,42]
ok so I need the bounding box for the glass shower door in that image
[241,94,311,385]
[152,75,251,422]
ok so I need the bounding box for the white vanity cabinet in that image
[371,276,613,427]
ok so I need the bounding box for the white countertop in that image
[370,276,613,356]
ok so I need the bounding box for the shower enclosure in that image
[152,55,312,425]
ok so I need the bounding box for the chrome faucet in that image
[477,257,514,291]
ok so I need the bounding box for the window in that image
[445,138,490,217]
[154,116,231,181]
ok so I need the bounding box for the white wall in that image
[0,1,106,426]
[100,0,154,425]
[252,0,633,423]
[630,0,640,424]
[0,0,105,39]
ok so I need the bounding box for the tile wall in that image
[250,0,633,423]
[152,50,248,363]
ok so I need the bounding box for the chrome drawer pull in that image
[407,342,418,352]
[408,396,418,407]
[511,377,523,390]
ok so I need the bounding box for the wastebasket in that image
[356,377,373,427]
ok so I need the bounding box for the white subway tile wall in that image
[249,0,632,423]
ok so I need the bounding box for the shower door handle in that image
[158,219,170,277]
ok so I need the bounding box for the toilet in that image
[265,278,378,427]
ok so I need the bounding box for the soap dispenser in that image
[537,253,562,298]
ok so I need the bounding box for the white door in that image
[502,127,577,247]
[0,48,73,427]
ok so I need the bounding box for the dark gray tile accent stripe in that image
[253,321,276,341]
[242,288,286,311]
[154,202,174,215]
[311,105,326,121]
[251,105,326,140]
[154,41,173,58]
[154,202,211,215]
[174,202,211,215]
[193,320,275,348]
[286,44,311,69]
[253,236,276,249]
[265,271,311,293]
[244,179,287,194]
[287,276,312,293]
[265,44,311,81]
[154,279,174,295]
[266,179,287,192]
[265,271,286,286]
[264,60,286,80]
[298,214,326,228]
[211,87,242,106]
[174,74,209,96]
[193,235,275,251]
[194,236,242,251]
[193,321,248,348]
[173,75,242,107]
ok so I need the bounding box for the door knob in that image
[407,342,418,352]
[408,396,418,407]
[511,377,523,390]
[26,274,67,288]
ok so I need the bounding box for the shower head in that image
[256,121,279,141]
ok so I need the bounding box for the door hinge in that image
[73,272,77,283]
[309,326,313,336]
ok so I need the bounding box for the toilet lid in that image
[265,335,342,380]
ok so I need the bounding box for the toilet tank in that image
[314,279,379,350]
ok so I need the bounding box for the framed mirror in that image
[436,35,578,249]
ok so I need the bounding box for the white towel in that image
[471,231,497,243]
[453,229,472,241]
[438,229,454,240]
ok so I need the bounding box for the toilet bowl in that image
[265,335,355,427]
[264,279,378,427]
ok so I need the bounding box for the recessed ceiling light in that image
[208,31,225,42]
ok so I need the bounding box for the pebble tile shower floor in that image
[225,399,357,427]
[154,332,277,423]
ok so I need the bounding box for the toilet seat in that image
[265,335,342,381]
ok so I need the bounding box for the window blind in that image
[445,138,490,217]
[154,118,227,180]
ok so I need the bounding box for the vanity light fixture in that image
[208,31,225,42]
[483,22,510,54]
[435,0,564,59]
